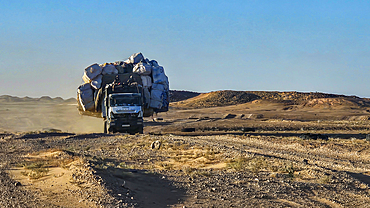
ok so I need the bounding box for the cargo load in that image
[77,52,170,122]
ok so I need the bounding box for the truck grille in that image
[113,113,138,118]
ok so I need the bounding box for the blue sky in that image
[0,0,369,98]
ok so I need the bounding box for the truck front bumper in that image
[107,118,143,133]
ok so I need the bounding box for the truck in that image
[77,53,169,134]
[101,73,146,134]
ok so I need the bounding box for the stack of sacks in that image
[77,52,169,113]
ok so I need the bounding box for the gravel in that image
[1,132,370,207]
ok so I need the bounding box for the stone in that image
[151,140,161,149]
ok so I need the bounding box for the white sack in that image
[133,62,152,75]
[102,64,118,75]
[149,83,168,109]
[152,66,168,85]
[129,52,144,64]
[83,64,102,82]
[149,89,163,109]
[78,83,95,111]
[141,76,152,88]
[91,74,103,90]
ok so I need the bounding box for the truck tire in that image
[104,121,107,134]
[138,124,144,134]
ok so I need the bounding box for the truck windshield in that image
[110,94,142,106]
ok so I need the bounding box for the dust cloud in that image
[0,102,103,133]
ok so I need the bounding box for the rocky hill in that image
[172,91,260,108]
[0,95,76,104]
[170,90,200,102]
[172,90,370,108]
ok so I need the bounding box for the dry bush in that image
[227,156,253,171]
[183,167,196,175]
[319,175,333,184]
[279,162,295,178]
[20,161,49,179]
[183,167,211,178]
[17,150,80,179]
[248,157,267,174]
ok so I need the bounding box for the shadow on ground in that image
[15,132,75,139]
[95,165,187,208]
[348,172,370,186]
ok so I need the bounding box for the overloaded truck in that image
[77,52,169,134]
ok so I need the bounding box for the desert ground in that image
[1,91,370,207]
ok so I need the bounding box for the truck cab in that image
[102,74,144,134]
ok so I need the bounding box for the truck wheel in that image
[136,125,144,134]
[104,121,107,134]
[138,124,144,134]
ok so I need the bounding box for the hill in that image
[170,90,200,102]
[0,95,76,104]
[171,90,370,108]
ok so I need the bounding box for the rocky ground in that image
[1,130,370,207]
